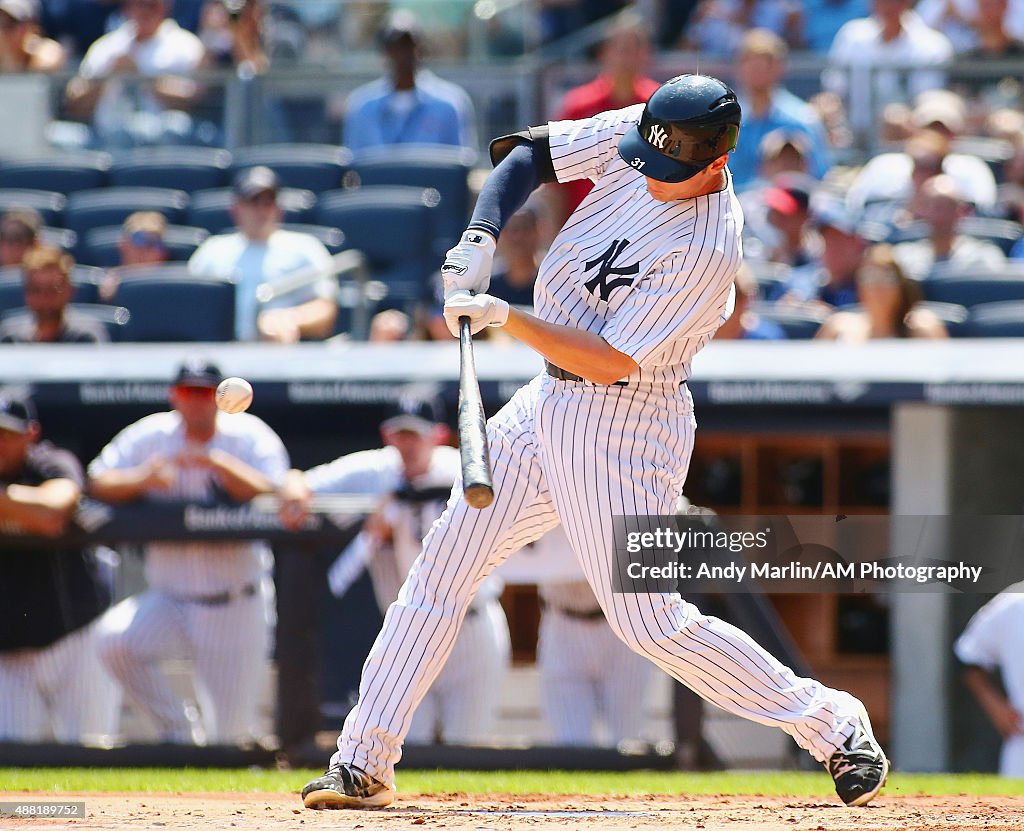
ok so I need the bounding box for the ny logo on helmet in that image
[647,124,668,149]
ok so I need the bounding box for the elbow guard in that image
[488,125,557,184]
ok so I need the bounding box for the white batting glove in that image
[440,230,496,299]
[443,290,509,337]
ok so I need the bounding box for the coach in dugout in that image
[188,166,337,343]
[0,392,119,744]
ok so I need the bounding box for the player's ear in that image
[709,154,730,173]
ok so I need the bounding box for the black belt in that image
[544,361,627,386]
[173,582,259,607]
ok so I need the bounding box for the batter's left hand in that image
[443,290,509,336]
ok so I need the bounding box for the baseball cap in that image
[173,357,222,389]
[0,392,36,433]
[911,91,965,135]
[378,10,420,46]
[758,127,811,161]
[233,166,279,200]
[0,0,37,22]
[381,395,444,435]
[763,177,812,217]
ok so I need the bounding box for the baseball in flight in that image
[215,377,254,414]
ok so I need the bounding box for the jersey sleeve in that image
[87,419,154,477]
[547,104,644,186]
[955,594,1020,670]
[601,238,740,368]
[240,418,290,486]
[304,449,397,496]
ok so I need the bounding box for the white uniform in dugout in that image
[304,74,887,811]
[311,444,511,744]
[90,410,288,743]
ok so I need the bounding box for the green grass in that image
[2,769,1024,797]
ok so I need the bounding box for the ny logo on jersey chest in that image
[583,239,640,301]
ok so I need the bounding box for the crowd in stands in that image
[0,2,1018,341]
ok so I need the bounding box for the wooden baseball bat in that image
[458,316,494,509]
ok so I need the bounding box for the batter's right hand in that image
[441,230,496,299]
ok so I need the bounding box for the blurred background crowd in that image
[0,0,1018,344]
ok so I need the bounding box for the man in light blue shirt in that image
[729,29,832,188]
[343,11,476,152]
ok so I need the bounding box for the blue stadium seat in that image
[229,144,353,194]
[63,188,189,238]
[316,186,438,309]
[915,300,970,337]
[962,301,1024,337]
[186,187,316,233]
[109,147,233,192]
[113,266,235,342]
[39,226,77,253]
[0,151,112,193]
[746,260,791,301]
[350,144,477,253]
[278,223,346,254]
[750,302,829,339]
[0,303,129,341]
[0,264,103,312]
[921,265,1024,306]
[79,224,210,268]
[0,189,67,226]
[888,218,1022,255]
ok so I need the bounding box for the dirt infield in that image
[6,791,1024,831]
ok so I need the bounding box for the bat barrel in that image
[458,316,494,509]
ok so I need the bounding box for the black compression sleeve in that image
[466,142,541,239]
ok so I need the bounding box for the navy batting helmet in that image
[618,74,741,183]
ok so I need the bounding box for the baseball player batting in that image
[302,74,888,810]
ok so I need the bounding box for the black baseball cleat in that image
[827,717,890,807]
[301,763,396,810]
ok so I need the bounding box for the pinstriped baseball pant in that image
[334,375,865,786]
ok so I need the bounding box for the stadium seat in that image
[39,226,77,253]
[0,264,102,312]
[0,303,129,341]
[751,302,829,339]
[229,144,353,194]
[109,147,233,192]
[113,267,235,341]
[746,260,791,301]
[0,189,66,226]
[0,151,112,193]
[887,218,1021,255]
[63,188,189,238]
[278,223,346,254]
[921,266,1024,306]
[79,224,210,268]
[187,187,316,233]
[962,301,1024,337]
[915,300,970,337]
[316,186,438,308]
[350,144,477,253]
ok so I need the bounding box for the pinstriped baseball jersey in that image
[537,104,742,385]
[88,411,289,594]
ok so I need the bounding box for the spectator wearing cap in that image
[278,392,511,746]
[342,11,476,152]
[729,29,831,188]
[714,265,787,340]
[89,357,288,745]
[816,243,948,339]
[64,0,206,149]
[762,177,817,268]
[756,128,814,183]
[823,0,953,143]
[188,166,337,342]
[0,246,108,344]
[0,0,65,73]
[549,10,660,223]
[0,205,41,267]
[893,174,1007,279]
[848,109,997,217]
[785,194,873,307]
[0,392,120,744]
[97,211,171,302]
